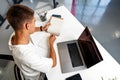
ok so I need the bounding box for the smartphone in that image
[65,73,82,80]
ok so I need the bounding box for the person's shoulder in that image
[12,42,35,56]
[18,43,35,54]
[13,44,36,62]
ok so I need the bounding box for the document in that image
[47,16,63,36]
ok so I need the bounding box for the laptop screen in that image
[78,27,103,68]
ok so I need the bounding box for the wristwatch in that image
[40,26,42,31]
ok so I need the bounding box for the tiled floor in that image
[0,0,120,79]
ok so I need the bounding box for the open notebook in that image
[47,16,63,36]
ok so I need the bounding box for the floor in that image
[74,0,120,64]
[0,0,120,79]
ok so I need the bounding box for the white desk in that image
[33,6,120,80]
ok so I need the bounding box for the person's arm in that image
[34,22,51,32]
[49,34,57,67]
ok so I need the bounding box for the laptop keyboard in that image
[67,43,83,67]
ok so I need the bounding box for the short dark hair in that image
[6,4,34,30]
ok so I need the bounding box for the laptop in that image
[57,27,103,73]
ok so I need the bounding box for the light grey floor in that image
[75,0,120,64]
[0,0,120,79]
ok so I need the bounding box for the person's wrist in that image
[49,41,54,45]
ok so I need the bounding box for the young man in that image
[6,4,57,80]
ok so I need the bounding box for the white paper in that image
[47,17,63,36]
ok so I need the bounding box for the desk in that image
[32,6,120,80]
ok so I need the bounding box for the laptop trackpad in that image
[67,43,83,67]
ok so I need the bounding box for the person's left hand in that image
[42,22,51,31]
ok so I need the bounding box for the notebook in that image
[47,16,63,36]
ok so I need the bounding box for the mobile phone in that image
[65,73,82,80]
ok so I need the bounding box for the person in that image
[6,4,57,80]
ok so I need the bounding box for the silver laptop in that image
[57,27,103,73]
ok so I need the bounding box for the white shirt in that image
[8,33,53,80]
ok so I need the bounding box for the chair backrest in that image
[0,54,48,80]
[0,54,24,80]
[14,64,25,80]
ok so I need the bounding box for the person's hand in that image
[49,34,56,45]
[42,22,51,31]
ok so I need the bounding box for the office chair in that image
[0,54,48,80]
[0,54,24,80]
[53,0,59,8]
[14,64,25,80]
[0,14,5,26]
[12,0,23,4]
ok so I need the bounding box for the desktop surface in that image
[32,6,120,80]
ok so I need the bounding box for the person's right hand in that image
[49,34,56,45]
[42,22,51,31]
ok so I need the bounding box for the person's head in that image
[6,4,35,34]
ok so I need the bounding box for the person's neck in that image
[12,30,30,45]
